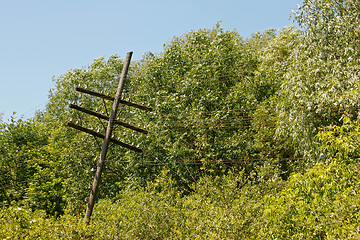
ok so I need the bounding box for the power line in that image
[105,156,316,165]
[3,101,48,122]
[142,52,243,73]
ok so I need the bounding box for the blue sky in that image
[0,0,302,121]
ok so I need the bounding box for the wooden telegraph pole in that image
[84,51,132,223]
[66,51,152,223]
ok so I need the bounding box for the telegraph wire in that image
[5,100,49,122]
[1,105,357,152]
[104,156,320,165]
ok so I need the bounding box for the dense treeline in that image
[1,0,360,238]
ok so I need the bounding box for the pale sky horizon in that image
[0,0,302,122]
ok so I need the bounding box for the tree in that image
[245,27,301,179]
[128,25,262,185]
[262,118,360,238]
[276,0,360,158]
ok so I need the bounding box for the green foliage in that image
[246,27,301,177]
[86,165,282,239]
[276,0,360,156]
[0,206,88,239]
[263,161,360,239]
[0,118,46,206]
[0,167,281,239]
[133,25,257,172]
[247,27,300,103]
[125,24,301,187]
[317,116,360,162]
[261,117,360,239]
[0,118,67,216]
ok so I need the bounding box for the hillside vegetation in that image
[1,0,360,239]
